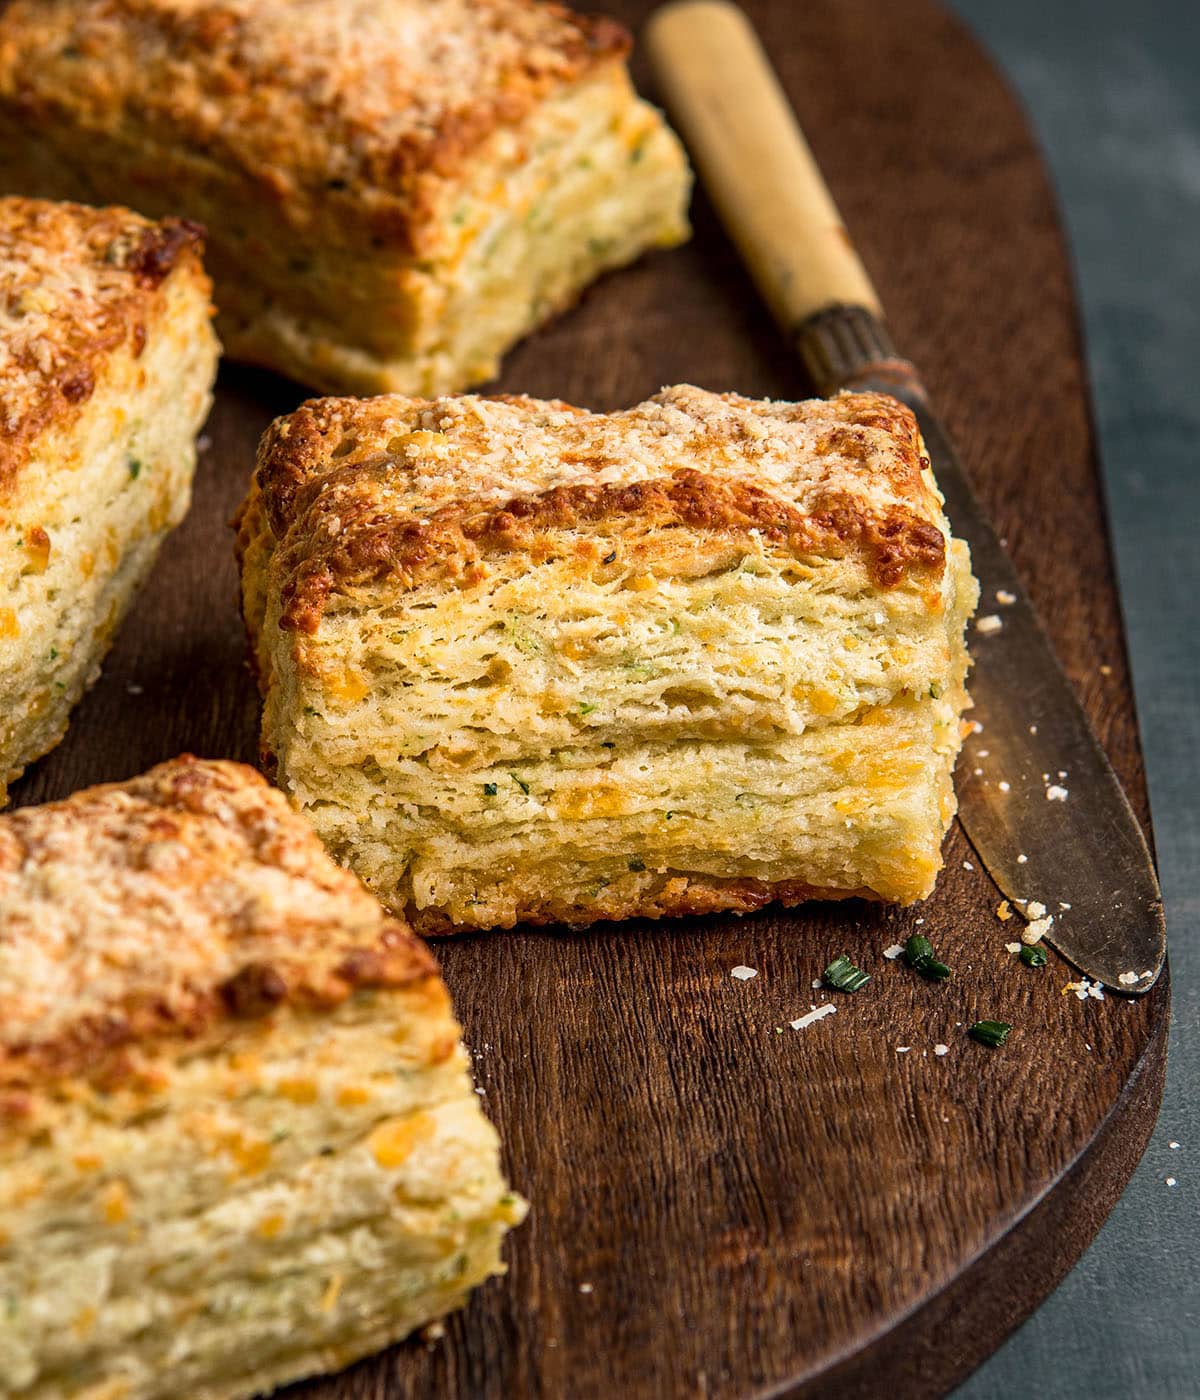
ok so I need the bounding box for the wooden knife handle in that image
[644,0,884,332]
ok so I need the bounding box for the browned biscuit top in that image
[0,0,630,251]
[0,195,207,495]
[0,757,436,1095]
[245,386,948,634]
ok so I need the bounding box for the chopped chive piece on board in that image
[904,934,952,981]
[823,954,870,992]
[969,1020,1012,1047]
[1019,944,1048,968]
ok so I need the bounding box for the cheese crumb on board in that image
[976,615,1003,635]
[790,1005,836,1030]
[730,965,757,981]
[934,1044,949,1056]
[1063,979,1105,1001]
[1023,916,1053,945]
[883,944,905,960]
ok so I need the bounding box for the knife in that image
[645,0,1165,992]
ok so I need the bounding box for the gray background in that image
[944,1,1199,1396]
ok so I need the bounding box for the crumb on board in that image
[1118,971,1139,986]
[1046,784,1069,802]
[996,589,1017,605]
[976,614,1003,635]
[1026,901,1048,919]
[730,965,757,981]
[1166,1177,1177,1187]
[896,1046,911,1053]
[1005,942,1022,954]
[1063,979,1105,1001]
[883,943,905,960]
[998,780,1011,792]
[1017,853,1028,864]
[1023,916,1053,945]
[579,1282,594,1294]
[996,900,1013,922]
[790,1005,836,1031]
[934,1043,950,1056]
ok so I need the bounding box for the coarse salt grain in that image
[730,965,757,981]
[790,1005,836,1030]
[1017,854,1028,864]
[998,780,1011,792]
[976,615,1003,634]
[579,1283,594,1293]
[1170,1142,1181,1150]
[963,860,974,871]
[934,1044,950,1056]
[1166,1177,1177,1187]
[896,1046,911,1053]
[1046,784,1069,802]
[1023,916,1053,944]
[883,944,905,960]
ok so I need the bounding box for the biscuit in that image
[0,756,526,1400]
[0,0,691,397]
[0,196,218,805]
[236,386,979,933]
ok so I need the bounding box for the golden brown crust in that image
[0,195,208,496]
[244,386,947,636]
[409,873,877,936]
[0,0,631,256]
[0,757,436,1094]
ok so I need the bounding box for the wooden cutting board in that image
[9,0,1169,1395]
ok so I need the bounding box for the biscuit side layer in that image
[0,234,218,803]
[0,998,524,1400]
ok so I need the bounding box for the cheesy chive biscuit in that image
[0,196,218,805]
[0,0,692,397]
[237,386,979,934]
[0,756,526,1400]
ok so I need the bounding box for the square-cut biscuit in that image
[236,386,979,934]
[0,756,526,1400]
[0,0,692,397]
[0,196,218,805]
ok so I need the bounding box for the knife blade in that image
[646,0,1166,991]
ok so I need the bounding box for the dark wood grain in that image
[8,1,1168,1396]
